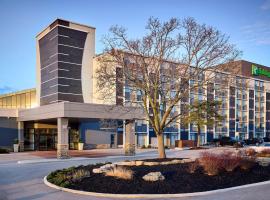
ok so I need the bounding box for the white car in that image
[249,142,270,153]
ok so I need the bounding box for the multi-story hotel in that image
[0,19,269,156]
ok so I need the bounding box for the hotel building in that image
[0,19,269,156]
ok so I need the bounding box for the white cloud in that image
[261,0,270,10]
[239,22,270,45]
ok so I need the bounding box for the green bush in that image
[13,138,18,144]
[0,148,9,154]
[47,167,91,187]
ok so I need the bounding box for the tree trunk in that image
[157,134,166,158]
[197,126,201,148]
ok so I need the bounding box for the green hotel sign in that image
[252,65,270,78]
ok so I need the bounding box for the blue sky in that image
[0,0,269,93]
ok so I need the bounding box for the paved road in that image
[0,148,269,200]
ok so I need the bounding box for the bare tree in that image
[182,100,224,148]
[95,17,241,158]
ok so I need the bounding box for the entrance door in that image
[38,134,57,150]
[34,128,57,150]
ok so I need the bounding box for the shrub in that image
[71,169,90,182]
[244,148,257,157]
[47,171,70,187]
[105,166,134,180]
[199,151,245,175]
[258,149,270,157]
[239,157,256,171]
[188,160,199,173]
[220,151,241,172]
[13,139,19,144]
[199,152,223,176]
[0,148,9,154]
[47,167,91,187]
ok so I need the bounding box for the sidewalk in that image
[0,148,157,164]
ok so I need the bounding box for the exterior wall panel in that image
[38,24,88,105]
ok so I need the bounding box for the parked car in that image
[249,142,270,152]
[243,138,263,146]
[212,137,244,147]
[263,137,270,142]
[260,142,270,147]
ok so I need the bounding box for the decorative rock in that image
[135,161,144,166]
[160,161,172,165]
[170,159,182,164]
[116,161,133,166]
[114,161,129,166]
[142,172,165,182]
[93,163,116,174]
[181,158,194,163]
[100,163,116,169]
[92,168,102,173]
[143,162,159,166]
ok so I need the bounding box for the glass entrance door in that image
[34,128,57,150]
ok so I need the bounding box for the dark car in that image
[263,137,270,142]
[244,138,264,145]
[213,136,244,147]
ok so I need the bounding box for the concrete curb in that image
[44,176,270,199]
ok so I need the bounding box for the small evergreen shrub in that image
[47,167,91,187]
[0,148,9,154]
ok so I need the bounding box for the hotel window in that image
[198,94,204,102]
[125,86,131,101]
[136,90,142,102]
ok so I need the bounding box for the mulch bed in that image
[189,147,209,150]
[49,158,270,194]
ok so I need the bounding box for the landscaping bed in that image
[47,153,270,194]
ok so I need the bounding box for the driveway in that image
[0,148,269,200]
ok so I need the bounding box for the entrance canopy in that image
[0,108,17,118]
[0,102,143,158]
[18,102,144,122]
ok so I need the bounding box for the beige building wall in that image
[81,28,95,103]
[92,56,117,105]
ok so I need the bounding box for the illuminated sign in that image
[252,65,270,78]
